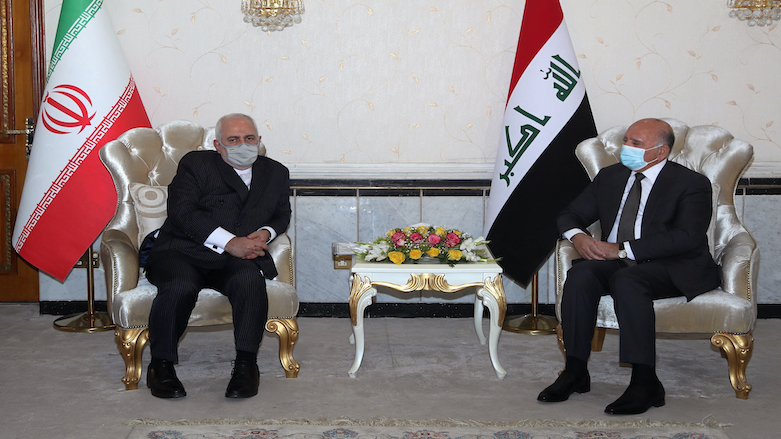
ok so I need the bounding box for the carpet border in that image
[123,415,730,429]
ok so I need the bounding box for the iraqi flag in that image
[12,0,150,281]
[484,0,597,287]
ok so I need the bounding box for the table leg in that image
[477,278,508,379]
[473,295,487,345]
[348,275,377,378]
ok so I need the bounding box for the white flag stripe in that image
[14,78,137,249]
[484,22,584,231]
[48,0,103,77]
[12,6,130,244]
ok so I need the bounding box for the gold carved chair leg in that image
[115,327,150,390]
[555,324,606,359]
[711,332,753,399]
[591,327,606,351]
[266,318,300,378]
[556,324,565,358]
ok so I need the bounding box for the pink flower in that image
[409,232,425,244]
[427,234,442,245]
[392,231,406,247]
[445,232,461,248]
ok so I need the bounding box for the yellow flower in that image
[454,230,462,236]
[447,249,463,261]
[417,226,428,234]
[388,251,406,265]
[426,248,440,258]
[409,249,422,260]
[403,227,413,234]
[435,227,446,236]
[386,229,396,238]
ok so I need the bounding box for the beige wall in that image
[45,0,781,177]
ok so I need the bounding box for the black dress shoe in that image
[225,359,260,399]
[537,370,590,402]
[605,382,665,415]
[147,360,186,399]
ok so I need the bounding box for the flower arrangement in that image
[355,224,493,266]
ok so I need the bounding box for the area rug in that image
[125,417,732,439]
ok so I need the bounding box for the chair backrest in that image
[574,119,757,302]
[100,121,214,249]
[99,121,289,307]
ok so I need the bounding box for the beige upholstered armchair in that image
[99,120,300,390]
[554,118,759,399]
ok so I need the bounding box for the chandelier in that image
[727,0,781,26]
[242,0,305,32]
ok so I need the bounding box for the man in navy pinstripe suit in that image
[145,113,291,399]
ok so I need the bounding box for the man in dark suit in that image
[145,113,291,399]
[537,118,720,414]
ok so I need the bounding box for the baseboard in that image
[39,301,109,316]
[38,301,781,319]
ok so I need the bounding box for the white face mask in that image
[220,141,259,169]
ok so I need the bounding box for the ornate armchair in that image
[99,120,300,390]
[554,118,759,399]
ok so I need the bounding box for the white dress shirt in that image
[564,159,667,261]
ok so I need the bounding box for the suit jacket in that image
[557,161,720,299]
[149,150,291,279]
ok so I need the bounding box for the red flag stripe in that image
[507,1,564,102]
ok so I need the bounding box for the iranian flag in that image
[13,0,150,281]
[484,0,597,287]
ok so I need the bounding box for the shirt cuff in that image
[260,226,277,243]
[563,228,586,242]
[204,227,235,254]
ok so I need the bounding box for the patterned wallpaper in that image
[44,0,781,177]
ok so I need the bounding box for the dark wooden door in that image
[0,0,45,301]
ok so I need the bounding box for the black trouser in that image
[561,259,681,367]
[146,255,268,362]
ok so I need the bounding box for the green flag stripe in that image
[48,0,103,78]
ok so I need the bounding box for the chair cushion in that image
[596,288,755,334]
[129,183,168,247]
[113,278,299,329]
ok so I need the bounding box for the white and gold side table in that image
[348,259,507,379]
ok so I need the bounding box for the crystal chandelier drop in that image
[242,0,305,32]
[727,0,781,26]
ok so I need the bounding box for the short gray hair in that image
[214,113,258,143]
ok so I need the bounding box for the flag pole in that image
[53,248,115,333]
[502,271,558,335]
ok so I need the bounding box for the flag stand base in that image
[502,272,557,335]
[53,311,115,333]
[53,249,115,333]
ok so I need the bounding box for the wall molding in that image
[286,163,497,180]
[286,161,781,180]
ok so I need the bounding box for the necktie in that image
[617,173,645,244]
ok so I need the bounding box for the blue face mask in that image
[620,144,662,171]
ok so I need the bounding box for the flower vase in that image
[414,256,440,264]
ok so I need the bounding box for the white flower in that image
[460,237,477,252]
[366,241,390,261]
